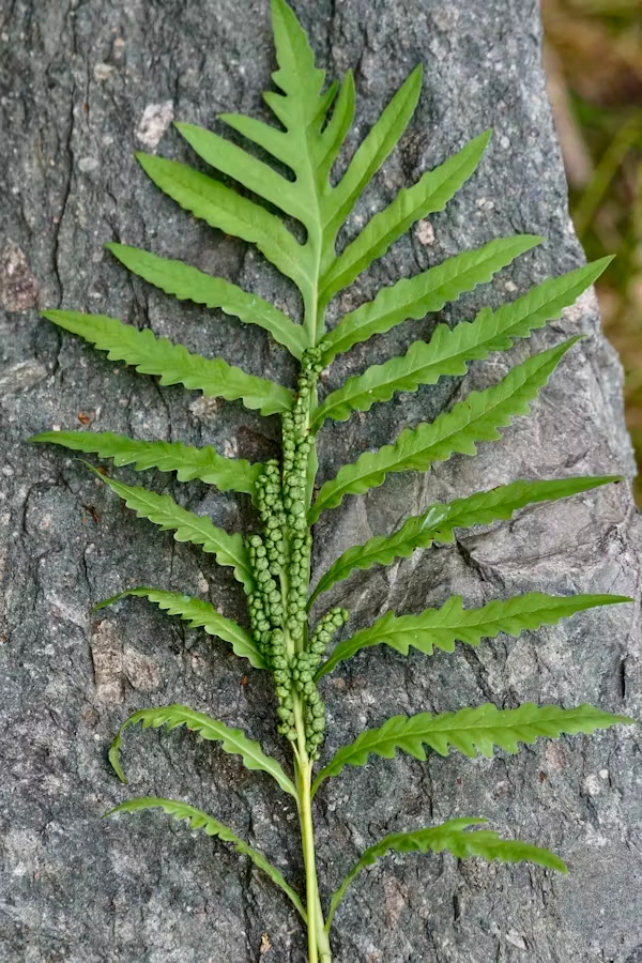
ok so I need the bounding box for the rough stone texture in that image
[1,1,641,962]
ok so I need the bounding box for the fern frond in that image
[317,591,629,678]
[325,818,565,928]
[109,704,296,797]
[309,475,620,603]
[310,338,578,522]
[107,796,306,920]
[135,154,309,288]
[87,465,254,594]
[314,703,632,790]
[30,430,262,496]
[320,235,542,364]
[324,65,424,251]
[106,243,307,358]
[93,587,266,669]
[43,310,293,417]
[313,258,612,426]
[319,131,491,304]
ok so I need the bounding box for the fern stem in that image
[293,340,332,961]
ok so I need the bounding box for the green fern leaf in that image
[314,258,612,426]
[324,65,424,252]
[106,243,307,358]
[310,338,578,522]
[314,702,632,791]
[175,121,308,223]
[109,704,296,797]
[30,430,262,496]
[93,587,267,669]
[317,591,630,678]
[42,310,292,417]
[107,796,306,920]
[319,131,491,304]
[135,154,308,288]
[309,475,620,603]
[87,465,254,593]
[321,235,542,363]
[325,818,565,928]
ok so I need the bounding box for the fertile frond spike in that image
[319,130,492,304]
[86,464,255,594]
[320,234,543,365]
[93,587,267,669]
[106,243,307,358]
[106,796,307,921]
[30,430,262,496]
[42,310,293,417]
[310,338,579,522]
[313,703,633,791]
[316,592,631,678]
[314,257,612,427]
[109,704,297,797]
[135,154,311,289]
[326,65,424,246]
[309,475,621,602]
[325,819,565,929]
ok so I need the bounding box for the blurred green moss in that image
[543,0,642,499]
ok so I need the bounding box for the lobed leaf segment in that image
[32,1,635,961]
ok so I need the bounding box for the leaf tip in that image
[108,740,127,784]
[40,309,63,323]
[91,592,124,613]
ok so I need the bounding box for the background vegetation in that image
[542,0,642,497]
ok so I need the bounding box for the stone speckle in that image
[0,360,48,395]
[136,101,175,148]
[0,241,38,311]
[1,1,641,961]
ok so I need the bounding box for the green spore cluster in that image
[246,344,347,755]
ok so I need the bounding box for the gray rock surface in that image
[1,1,641,961]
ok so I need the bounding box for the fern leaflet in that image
[106,796,306,920]
[314,703,632,791]
[321,235,542,364]
[136,154,309,290]
[325,818,565,928]
[176,121,310,222]
[323,65,424,259]
[316,591,630,678]
[313,258,612,426]
[106,243,307,358]
[93,587,266,669]
[87,465,254,593]
[109,704,296,797]
[309,475,620,603]
[43,310,292,416]
[319,131,491,304]
[30,430,262,496]
[310,339,579,522]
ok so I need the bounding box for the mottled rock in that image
[0,1,640,962]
